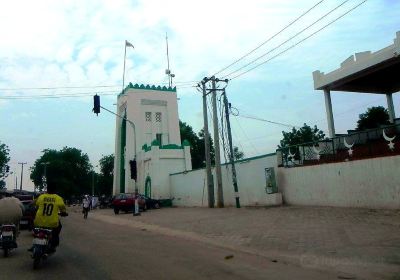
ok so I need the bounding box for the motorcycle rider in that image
[32,181,67,252]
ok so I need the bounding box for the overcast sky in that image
[0,0,399,190]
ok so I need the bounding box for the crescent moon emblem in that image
[344,138,354,148]
[288,149,295,159]
[383,129,396,142]
[313,145,321,154]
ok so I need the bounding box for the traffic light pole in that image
[100,105,136,159]
[99,105,138,192]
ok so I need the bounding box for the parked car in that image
[139,195,161,209]
[14,195,35,230]
[111,193,146,214]
[20,200,35,230]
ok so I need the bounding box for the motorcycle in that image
[0,224,17,257]
[31,212,68,269]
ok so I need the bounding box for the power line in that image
[0,85,120,91]
[223,0,350,79]
[239,114,301,129]
[0,80,197,92]
[232,116,260,155]
[0,84,196,100]
[213,0,325,76]
[229,0,368,80]
[0,91,117,100]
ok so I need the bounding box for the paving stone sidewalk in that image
[92,206,400,279]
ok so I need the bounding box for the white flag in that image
[125,40,134,48]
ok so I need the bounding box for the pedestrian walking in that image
[82,195,90,219]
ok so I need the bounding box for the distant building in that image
[113,83,192,198]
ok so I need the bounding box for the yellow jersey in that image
[34,194,66,228]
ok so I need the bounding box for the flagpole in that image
[122,40,127,94]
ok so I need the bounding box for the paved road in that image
[0,209,345,280]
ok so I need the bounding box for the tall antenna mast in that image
[165,32,175,87]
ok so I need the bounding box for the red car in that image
[111,193,146,214]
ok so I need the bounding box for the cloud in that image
[0,0,399,174]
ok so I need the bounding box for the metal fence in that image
[277,123,400,167]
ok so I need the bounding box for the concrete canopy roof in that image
[313,31,400,94]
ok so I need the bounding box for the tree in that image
[233,146,244,160]
[179,121,215,169]
[356,106,390,130]
[279,123,326,149]
[0,141,10,189]
[30,147,92,199]
[97,154,114,196]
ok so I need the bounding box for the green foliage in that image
[30,147,92,199]
[279,124,326,149]
[233,146,244,160]
[97,154,114,196]
[179,121,215,169]
[0,141,10,189]
[356,106,390,130]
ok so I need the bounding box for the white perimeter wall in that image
[277,155,400,209]
[170,154,277,207]
[171,153,400,209]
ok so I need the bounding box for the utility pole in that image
[201,80,215,208]
[18,162,27,191]
[211,76,224,208]
[223,90,241,208]
[92,172,95,196]
[92,165,98,196]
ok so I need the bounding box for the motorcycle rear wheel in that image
[3,248,9,257]
[33,257,40,269]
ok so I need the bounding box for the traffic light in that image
[129,160,137,181]
[93,94,100,115]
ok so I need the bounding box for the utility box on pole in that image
[265,167,277,194]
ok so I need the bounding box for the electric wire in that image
[232,116,260,155]
[0,85,120,91]
[213,0,325,76]
[0,90,118,100]
[229,0,368,80]
[0,84,196,100]
[0,80,197,92]
[238,114,301,129]
[223,0,350,79]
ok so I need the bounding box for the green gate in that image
[145,176,151,198]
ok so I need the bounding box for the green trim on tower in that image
[142,143,184,151]
[151,139,161,146]
[182,140,190,147]
[119,114,127,193]
[142,144,151,152]
[119,82,177,97]
[160,144,183,150]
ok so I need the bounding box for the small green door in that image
[145,176,151,198]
